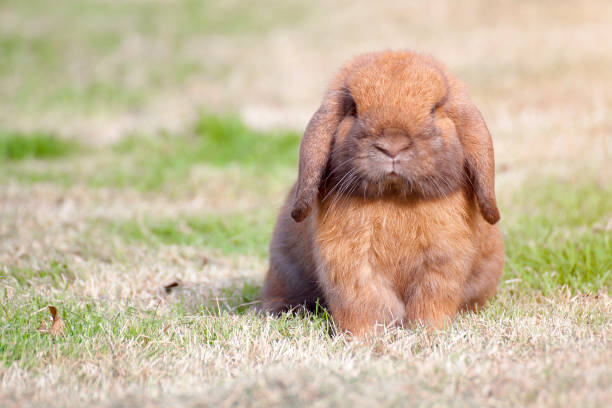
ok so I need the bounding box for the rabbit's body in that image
[264,185,503,335]
[262,50,504,335]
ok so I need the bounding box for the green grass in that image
[1,113,299,191]
[0,129,80,161]
[507,181,612,228]
[0,287,333,369]
[506,232,611,294]
[1,261,76,290]
[98,114,299,190]
[0,297,170,369]
[107,210,276,258]
[190,114,300,166]
[503,181,612,294]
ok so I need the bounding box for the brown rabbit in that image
[262,50,504,336]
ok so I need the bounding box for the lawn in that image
[1,1,611,407]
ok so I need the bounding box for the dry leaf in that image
[163,280,181,294]
[37,319,47,332]
[48,305,65,337]
[201,255,209,265]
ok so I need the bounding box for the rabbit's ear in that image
[449,92,500,225]
[291,89,355,222]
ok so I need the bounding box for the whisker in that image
[322,167,355,203]
[322,170,358,223]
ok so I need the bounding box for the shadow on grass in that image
[160,278,336,337]
[161,279,263,315]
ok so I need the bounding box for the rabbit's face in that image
[292,50,499,224]
[332,116,463,199]
[326,64,465,200]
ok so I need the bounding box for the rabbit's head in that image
[291,51,500,225]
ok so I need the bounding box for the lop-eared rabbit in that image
[262,50,504,336]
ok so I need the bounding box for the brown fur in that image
[262,50,504,336]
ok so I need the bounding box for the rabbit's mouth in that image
[379,160,411,183]
[325,150,463,200]
[351,166,463,200]
[386,171,403,182]
[358,171,414,197]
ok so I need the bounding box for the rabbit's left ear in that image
[291,89,353,222]
[448,89,500,224]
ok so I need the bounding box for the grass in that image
[0,118,610,408]
[96,114,299,190]
[107,210,276,258]
[502,181,612,294]
[1,124,610,408]
[1,261,76,290]
[0,288,609,406]
[0,129,80,161]
[0,0,309,122]
[506,231,611,294]
[1,0,612,406]
[0,266,325,369]
[0,300,228,371]
[1,114,299,192]
[90,178,611,293]
[0,296,339,391]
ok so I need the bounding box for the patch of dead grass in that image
[0,289,609,407]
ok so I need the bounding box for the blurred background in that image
[2,0,610,179]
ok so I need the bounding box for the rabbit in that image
[261,50,504,336]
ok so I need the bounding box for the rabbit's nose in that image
[375,128,412,158]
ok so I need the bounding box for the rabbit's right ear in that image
[291,89,355,222]
[447,85,500,225]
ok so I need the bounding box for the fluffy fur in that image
[262,50,504,336]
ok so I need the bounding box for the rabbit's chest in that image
[314,192,476,284]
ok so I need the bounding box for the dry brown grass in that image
[0,287,610,407]
[1,1,611,407]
